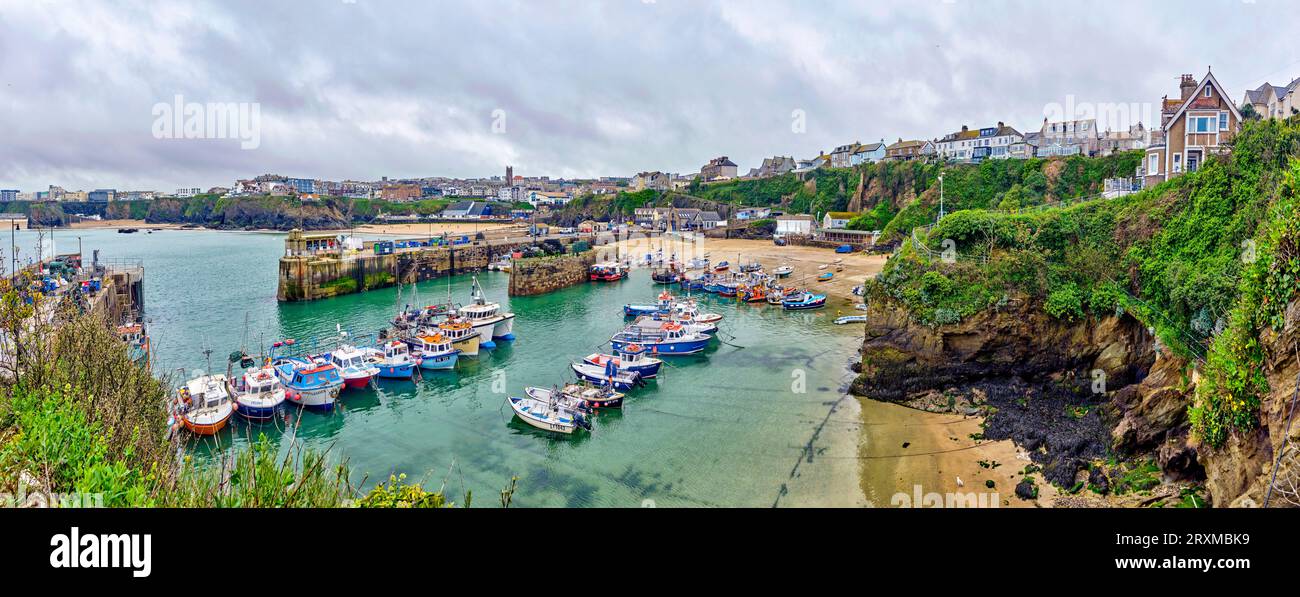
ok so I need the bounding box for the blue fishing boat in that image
[583,343,663,379]
[227,365,286,422]
[571,360,643,390]
[623,290,675,317]
[717,282,738,297]
[272,357,344,410]
[782,292,827,311]
[610,320,711,355]
[404,333,460,370]
[364,340,419,379]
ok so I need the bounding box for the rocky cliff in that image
[508,251,596,296]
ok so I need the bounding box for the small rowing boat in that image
[507,395,591,434]
[834,315,869,325]
[817,272,834,281]
[713,260,730,273]
[527,385,623,409]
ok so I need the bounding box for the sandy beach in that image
[597,235,888,303]
[856,399,1053,508]
[67,219,182,230]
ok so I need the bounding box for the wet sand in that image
[67,219,181,230]
[857,399,1054,508]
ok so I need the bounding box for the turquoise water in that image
[16,228,867,507]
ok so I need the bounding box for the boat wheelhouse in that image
[324,342,380,390]
[610,319,711,355]
[782,292,827,311]
[364,340,418,379]
[404,333,460,370]
[228,366,286,421]
[456,276,516,349]
[175,374,234,435]
[436,317,482,356]
[583,343,663,379]
[274,357,343,410]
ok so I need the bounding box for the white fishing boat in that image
[435,317,482,357]
[456,276,516,349]
[174,374,234,435]
[227,365,286,421]
[507,395,591,434]
[834,315,869,325]
[321,336,380,390]
[773,265,794,278]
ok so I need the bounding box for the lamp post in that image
[937,175,945,222]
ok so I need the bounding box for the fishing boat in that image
[766,290,786,305]
[321,336,380,389]
[782,292,827,311]
[174,374,234,435]
[436,317,481,357]
[737,284,767,303]
[610,320,711,355]
[570,360,644,390]
[273,357,343,410]
[713,260,730,273]
[589,261,626,282]
[817,272,834,281]
[671,301,722,324]
[118,322,151,368]
[456,276,516,349]
[507,395,591,435]
[227,365,286,421]
[583,343,663,379]
[528,384,623,409]
[651,268,680,284]
[773,265,794,278]
[739,262,763,273]
[834,315,869,325]
[364,340,418,379]
[404,333,460,370]
[624,290,675,317]
[716,282,738,297]
[686,257,709,270]
[487,255,513,272]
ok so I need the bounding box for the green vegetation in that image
[363,271,396,289]
[319,276,359,294]
[871,118,1300,446]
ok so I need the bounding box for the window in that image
[1191,116,1215,133]
[1148,154,1158,174]
[1219,111,1228,131]
[1204,85,1212,98]
[1173,153,1182,173]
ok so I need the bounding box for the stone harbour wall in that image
[508,251,597,296]
[278,240,562,301]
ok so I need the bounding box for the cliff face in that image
[146,197,350,230]
[1201,298,1300,507]
[852,296,1202,490]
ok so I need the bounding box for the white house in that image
[935,123,1025,162]
[774,214,815,236]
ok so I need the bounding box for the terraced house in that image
[1142,69,1242,188]
[885,138,933,161]
[934,122,1025,162]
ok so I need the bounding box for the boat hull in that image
[342,375,372,389]
[508,397,579,434]
[610,337,709,355]
[783,300,826,311]
[418,351,459,370]
[235,402,280,422]
[285,386,340,410]
[450,334,481,357]
[571,364,640,390]
[583,355,661,379]
[374,363,416,378]
[492,314,515,339]
[183,406,233,435]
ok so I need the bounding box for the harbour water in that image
[16,227,867,507]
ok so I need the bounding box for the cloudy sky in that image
[1,0,1297,192]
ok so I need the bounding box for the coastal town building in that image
[700,156,738,181]
[0,190,17,202]
[692,211,725,230]
[441,201,491,219]
[793,154,830,173]
[0,213,27,229]
[748,156,797,178]
[1038,117,1099,157]
[88,189,115,203]
[1242,76,1300,120]
[935,123,1024,162]
[850,141,887,165]
[1142,69,1242,188]
[526,190,572,207]
[631,171,671,192]
[732,207,771,221]
[380,184,421,202]
[829,143,857,168]
[821,211,856,230]
[1100,123,1148,155]
[175,188,201,198]
[774,214,816,236]
[885,139,933,161]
